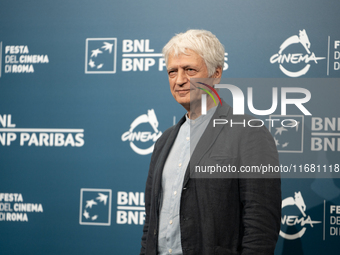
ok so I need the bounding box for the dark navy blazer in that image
[140,101,281,255]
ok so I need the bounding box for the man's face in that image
[167,49,210,111]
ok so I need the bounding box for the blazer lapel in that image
[183,100,231,187]
[153,115,186,197]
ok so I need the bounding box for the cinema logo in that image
[116,191,145,225]
[121,109,162,155]
[0,193,43,222]
[270,29,325,77]
[0,114,84,147]
[280,191,321,240]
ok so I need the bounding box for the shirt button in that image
[179,163,182,167]
[174,191,177,195]
[169,220,173,225]
[186,137,190,141]
[169,249,172,254]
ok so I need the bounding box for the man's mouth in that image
[176,89,190,96]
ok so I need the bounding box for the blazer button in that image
[154,229,157,236]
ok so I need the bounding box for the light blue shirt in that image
[158,106,217,255]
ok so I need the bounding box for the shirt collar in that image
[185,105,218,126]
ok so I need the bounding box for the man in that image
[140,29,281,255]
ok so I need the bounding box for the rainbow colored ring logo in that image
[196,82,222,114]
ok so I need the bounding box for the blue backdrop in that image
[1,1,340,254]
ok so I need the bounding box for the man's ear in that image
[212,67,222,84]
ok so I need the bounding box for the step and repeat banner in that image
[1,1,340,254]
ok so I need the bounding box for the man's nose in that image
[176,69,188,86]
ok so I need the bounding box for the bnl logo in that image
[196,81,312,116]
[79,188,112,226]
[269,115,304,153]
[85,38,117,74]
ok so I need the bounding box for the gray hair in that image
[162,29,225,76]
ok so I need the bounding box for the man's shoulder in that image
[153,123,178,152]
[155,115,186,146]
[158,125,176,144]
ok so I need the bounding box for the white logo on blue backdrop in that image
[85,38,117,74]
[280,191,321,240]
[269,115,304,153]
[270,29,325,77]
[79,188,112,226]
[121,109,162,155]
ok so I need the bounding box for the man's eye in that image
[168,71,176,77]
[186,69,196,75]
